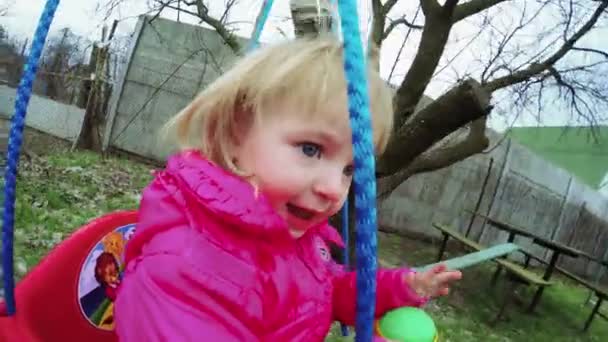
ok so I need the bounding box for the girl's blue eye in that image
[300,142,322,158]
[344,165,354,177]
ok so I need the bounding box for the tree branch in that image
[484,0,608,92]
[479,0,546,83]
[453,0,509,23]
[378,79,492,176]
[384,16,423,39]
[0,0,13,16]
[219,0,238,24]
[392,2,454,128]
[370,0,386,50]
[175,0,241,53]
[377,117,489,198]
[388,6,422,82]
[572,47,608,59]
[383,0,400,13]
[148,0,175,23]
[409,117,488,174]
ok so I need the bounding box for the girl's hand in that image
[404,264,462,298]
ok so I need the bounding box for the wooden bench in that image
[518,249,607,331]
[433,223,550,283]
[433,222,552,324]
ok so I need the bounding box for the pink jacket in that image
[114,150,427,341]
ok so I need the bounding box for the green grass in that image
[12,150,152,275]
[7,145,607,341]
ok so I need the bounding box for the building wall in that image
[103,16,248,161]
[0,85,84,141]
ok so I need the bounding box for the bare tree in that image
[73,21,119,152]
[371,0,608,197]
[38,27,89,102]
[98,0,245,52]
[100,0,608,198]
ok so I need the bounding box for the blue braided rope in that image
[2,0,60,315]
[336,1,378,341]
[340,199,350,336]
[246,0,274,52]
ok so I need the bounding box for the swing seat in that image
[0,210,138,342]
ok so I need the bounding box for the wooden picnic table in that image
[432,222,551,325]
[466,210,584,312]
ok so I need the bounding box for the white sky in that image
[1,0,607,132]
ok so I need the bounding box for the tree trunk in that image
[73,45,108,152]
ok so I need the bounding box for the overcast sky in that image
[1,0,607,132]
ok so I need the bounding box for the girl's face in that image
[233,100,353,238]
[103,264,119,286]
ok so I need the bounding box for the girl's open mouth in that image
[287,203,315,221]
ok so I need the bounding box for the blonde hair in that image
[163,36,394,173]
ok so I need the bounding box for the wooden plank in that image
[416,243,520,272]
[432,222,484,251]
[520,248,607,295]
[496,259,552,286]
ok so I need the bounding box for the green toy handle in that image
[375,307,438,342]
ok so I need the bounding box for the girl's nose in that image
[313,169,346,202]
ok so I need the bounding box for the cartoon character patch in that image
[77,224,136,330]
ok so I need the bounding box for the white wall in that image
[0,85,84,141]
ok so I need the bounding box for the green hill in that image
[508,126,608,189]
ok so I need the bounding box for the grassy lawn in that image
[10,139,153,276]
[5,132,608,341]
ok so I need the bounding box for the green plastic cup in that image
[376,307,438,342]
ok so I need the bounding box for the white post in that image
[102,16,146,151]
[289,0,333,37]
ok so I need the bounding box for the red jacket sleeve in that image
[331,266,428,326]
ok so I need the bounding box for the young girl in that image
[114,36,461,341]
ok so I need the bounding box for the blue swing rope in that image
[335,2,378,340]
[1,0,61,316]
[3,2,378,341]
[246,0,274,52]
